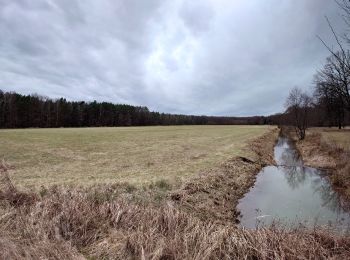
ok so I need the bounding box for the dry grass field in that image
[2,126,350,259]
[317,128,350,150]
[0,125,272,189]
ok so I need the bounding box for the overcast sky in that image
[0,0,347,116]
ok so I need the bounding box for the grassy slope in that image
[295,127,350,197]
[0,125,272,189]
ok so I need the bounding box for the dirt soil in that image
[170,127,279,224]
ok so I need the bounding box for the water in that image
[237,137,350,231]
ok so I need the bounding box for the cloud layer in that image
[0,0,346,116]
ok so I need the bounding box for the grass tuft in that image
[154,179,172,190]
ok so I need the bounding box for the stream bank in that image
[285,127,350,199]
[238,135,350,231]
[171,127,279,224]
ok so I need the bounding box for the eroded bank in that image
[171,127,279,223]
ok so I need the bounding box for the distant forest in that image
[0,90,267,128]
[1,88,349,129]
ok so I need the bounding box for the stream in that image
[237,136,350,232]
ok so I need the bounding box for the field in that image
[0,125,272,189]
[2,125,350,259]
[317,128,350,150]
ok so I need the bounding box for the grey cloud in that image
[179,1,214,36]
[0,0,347,116]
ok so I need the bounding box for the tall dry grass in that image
[284,126,350,199]
[302,132,350,197]
[324,142,350,196]
[1,162,350,259]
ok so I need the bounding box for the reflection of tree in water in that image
[276,138,303,167]
[279,150,301,166]
[282,165,346,214]
[276,137,348,215]
[309,172,344,214]
[281,165,308,189]
[276,138,307,189]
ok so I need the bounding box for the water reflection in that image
[311,176,344,214]
[281,166,307,190]
[275,137,302,167]
[237,137,350,231]
[277,137,344,213]
[282,166,343,213]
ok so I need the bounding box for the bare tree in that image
[320,52,350,109]
[314,52,349,128]
[310,1,350,128]
[285,87,312,140]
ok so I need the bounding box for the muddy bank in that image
[170,127,279,224]
[285,127,350,199]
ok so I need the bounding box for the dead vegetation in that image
[170,128,278,223]
[1,161,350,259]
[289,128,350,198]
[0,125,273,189]
[0,161,37,207]
[2,128,350,259]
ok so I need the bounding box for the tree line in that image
[0,90,267,128]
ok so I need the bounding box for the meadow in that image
[318,128,350,150]
[2,125,350,259]
[0,125,272,189]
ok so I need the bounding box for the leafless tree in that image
[314,51,349,128]
[320,52,350,109]
[285,87,312,140]
[315,1,350,108]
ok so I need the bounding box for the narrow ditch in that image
[237,135,350,232]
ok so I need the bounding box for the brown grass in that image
[0,125,273,189]
[321,128,350,150]
[170,128,279,223]
[3,127,350,259]
[292,128,350,198]
[1,166,350,259]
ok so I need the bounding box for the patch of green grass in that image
[0,125,273,189]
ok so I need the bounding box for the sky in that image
[0,0,347,116]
